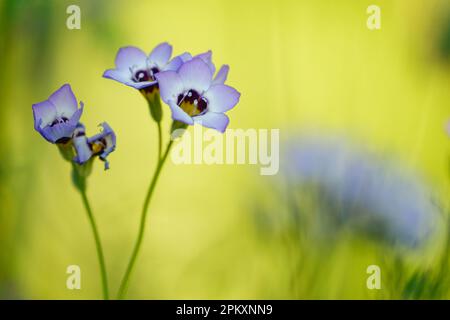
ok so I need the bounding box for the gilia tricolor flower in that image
[103,42,185,122]
[156,57,240,133]
[73,122,116,170]
[32,84,116,171]
[32,84,83,144]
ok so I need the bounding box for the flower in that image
[155,57,240,133]
[32,84,84,143]
[103,42,184,92]
[279,135,442,248]
[73,122,116,170]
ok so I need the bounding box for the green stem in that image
[80,189,109,300]
[117,140,173,299]
[157,121,162,161]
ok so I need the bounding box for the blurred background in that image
[0,0,449,299]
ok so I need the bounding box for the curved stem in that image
[80,190,109,300]
[117,141,173,299]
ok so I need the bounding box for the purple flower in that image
[32,84,84,143]
[103,42,184,91]
[155,58,240,133]
[73,122,116,170]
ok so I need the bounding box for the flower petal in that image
[103,69,131,83]
[194,112,229,133]
[40,121,77,143]
[179,52,192,63]
[212,65,229,85]
[164,55,185,72]
[148,42,172,68]
[68,103,84,127]
[73,135,93,164]
[204,84,240,113]
[48,84,78,118]
[103,69,155,89]
[178,58,212,93]
[155,71,184,103]
[32,100,56,129]
[168,100,194,125]
[195,50,216,75]
[115,46,147,70]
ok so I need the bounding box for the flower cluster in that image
[103,42,240,133]
[32,42,240,300]
[32,84,116,170]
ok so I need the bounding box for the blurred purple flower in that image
[281,136,442,248]
[73,122,116,170]
[156,58,240,133]
[103,42,184,91]
[32,84,84,143]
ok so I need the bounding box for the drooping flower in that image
[73,122,116,170]
[155,58,240,133]
[103,42,184,92]
[32,84,84,143]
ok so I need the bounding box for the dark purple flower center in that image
[50,117,69,127]
[132,67,160,83]
[177,90,208,117]
[91,138,107,155]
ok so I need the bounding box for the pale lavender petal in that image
[194,112,229,133]
[103,68,155,89]
[195,50,216,75]
[115,46,147,70]
[103,69,131,83]
[168,100,194,125]
[178,58,212,93]
[148,42,172,68]
[40,121,77,143]
[48,84,78,118]
[32,100,56,129]
[212,65,229,85]
[68,103,84,128]
[204,84,240,113]
[155,71,184,103]
[73,135,92,164]
[164,55,184,72]
[179,52,192,63]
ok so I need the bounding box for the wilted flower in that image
[156,57,240,133]
[73,122,116,170]
[32,84,83,143]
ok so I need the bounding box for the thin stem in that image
[80,189,109,300]
[117,141,173,299]
[157,121,162,161]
